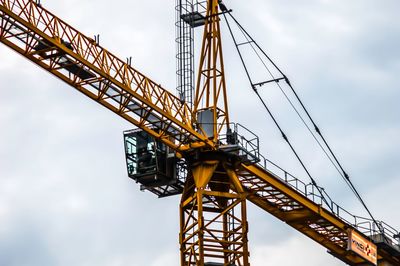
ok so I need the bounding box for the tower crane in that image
[1,0,399,265]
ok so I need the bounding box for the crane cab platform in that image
[123,129,183,197]
[218,124,260,165]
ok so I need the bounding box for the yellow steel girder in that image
[193,0,230,142]
[2,1,399,266]
[180,161,249,266]
[0,0,215,152]
[240,163,400,265]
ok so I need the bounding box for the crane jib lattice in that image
[1,1,399,265]
[0,0,216,152]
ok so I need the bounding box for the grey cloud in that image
[0,220,56,266]
[1,1,399,266]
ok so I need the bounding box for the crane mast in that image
[192,0,230,143]
[1,0,399,265]
[180,1,249,264]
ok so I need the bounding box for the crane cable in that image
[223,13,354,196]
[222,12,333,213]
[222,10,384,234]
[232,23,347,183]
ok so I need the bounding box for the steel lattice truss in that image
[0,0,214,152]
[1,1,399,265]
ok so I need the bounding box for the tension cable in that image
[223,10,383,233]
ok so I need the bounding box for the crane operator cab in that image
[123,129,178,195]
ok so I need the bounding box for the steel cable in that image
[223,10,383,233]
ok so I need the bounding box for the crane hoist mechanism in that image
[0,0,399,265]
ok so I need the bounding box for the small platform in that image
[34,38,95,80]
[181,12,206,27]
[372,234,400,257]
[219,123,260,165]
[219,144,259,165]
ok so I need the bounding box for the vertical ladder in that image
[175,0,206,107]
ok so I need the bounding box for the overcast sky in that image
[0,1,399,266]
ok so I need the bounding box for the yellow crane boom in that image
[242,162,400,265]
[0,0,213,152]
[1,0,399,265]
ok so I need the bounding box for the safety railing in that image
[218,123,260,164]
[256,153,400,250]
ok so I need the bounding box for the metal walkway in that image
[240,155,400,265]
